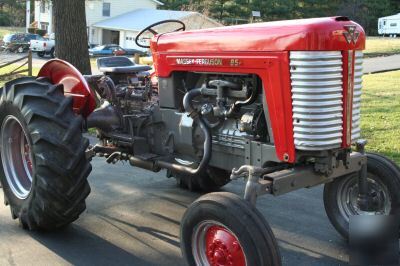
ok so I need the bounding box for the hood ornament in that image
[343,25,360,44]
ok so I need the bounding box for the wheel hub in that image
[202,225,245,266]
[1,115,33,199]
[338,175,391,221]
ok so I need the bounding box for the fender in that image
[38,59,96,117]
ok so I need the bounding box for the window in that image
[390,23,397,27]
[41,22,49,31]
[40,1,46,13]
[103,3,111,17]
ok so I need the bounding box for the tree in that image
[52,0,91,74]
[161,0,400,35]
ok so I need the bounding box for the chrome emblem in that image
[343,25,360,44]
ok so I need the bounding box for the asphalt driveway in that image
[2,51,397,266]
[0,139,350,266]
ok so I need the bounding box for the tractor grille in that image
[352,51,363,142]
[290,51,344,150]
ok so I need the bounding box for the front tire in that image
[0,77,92,230]
[181,192,282,266]
[323,153,400,239]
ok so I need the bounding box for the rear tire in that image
[37,51,45,58]
[0,77,92,230]
[174,167,231,192]
[181,192,282,266]
[323,153,400,240]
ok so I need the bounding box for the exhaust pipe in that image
[155,88,212,175]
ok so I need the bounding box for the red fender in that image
[38,59,96,118]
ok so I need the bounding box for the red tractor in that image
[0,17,399,265]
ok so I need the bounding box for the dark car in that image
[89,44,143,57]
[2,33,45,53]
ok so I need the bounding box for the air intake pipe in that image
[86,102,121,132]
[155,88,211,175]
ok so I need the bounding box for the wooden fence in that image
[0,50,33,79]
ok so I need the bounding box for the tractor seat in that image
[97,56,151,74]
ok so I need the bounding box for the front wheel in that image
[181,192,282,266]
[0,77,92,230]
[323,153,400,239]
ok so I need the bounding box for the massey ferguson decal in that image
[175,58,242,67]
[343,25,360,44]
[176,58,223,66]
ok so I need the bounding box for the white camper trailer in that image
[378,13,400,37]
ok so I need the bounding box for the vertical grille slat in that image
[352,51,363,141]
[290,51,344,150]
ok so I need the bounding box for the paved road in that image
[363,54,400,74]
[0,136,349,266]
[1,52,397,266]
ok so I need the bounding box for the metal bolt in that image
[283,153,289,162]
[232,241,240,251]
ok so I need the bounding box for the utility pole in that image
[26,0,31,33]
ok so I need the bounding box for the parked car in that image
[2,33,44,53]
[89,44,143,57]
[30,37,55,58]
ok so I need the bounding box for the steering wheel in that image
[135,20,186,48]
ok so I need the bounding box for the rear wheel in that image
[181,192,282,266]
[174,167,231,192]
[323,153,400,239]
[0,77,92,230]
[37,51,45,58]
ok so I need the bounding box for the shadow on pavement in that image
[29,225,153,266]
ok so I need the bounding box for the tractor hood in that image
[151,16,365,53]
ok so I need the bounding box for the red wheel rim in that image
[192,221,246,266]
[1,115,34,199]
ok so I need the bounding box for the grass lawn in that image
[0,26,25,40]
[362,70,400,164]
[365,37,400,57]
[0,63,40,87]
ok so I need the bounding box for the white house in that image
[34,0,163,43]
[378,13,400,37]
[34,0,222,50]
[93,8,222,50]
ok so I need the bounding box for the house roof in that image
[93,8,196,32]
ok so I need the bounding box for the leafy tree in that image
[161,0,399,35]
[0,0,26,27]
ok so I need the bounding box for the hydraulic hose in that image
[225,84,258,117]
[155,88,211,175]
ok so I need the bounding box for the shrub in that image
[0,12,11,26]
